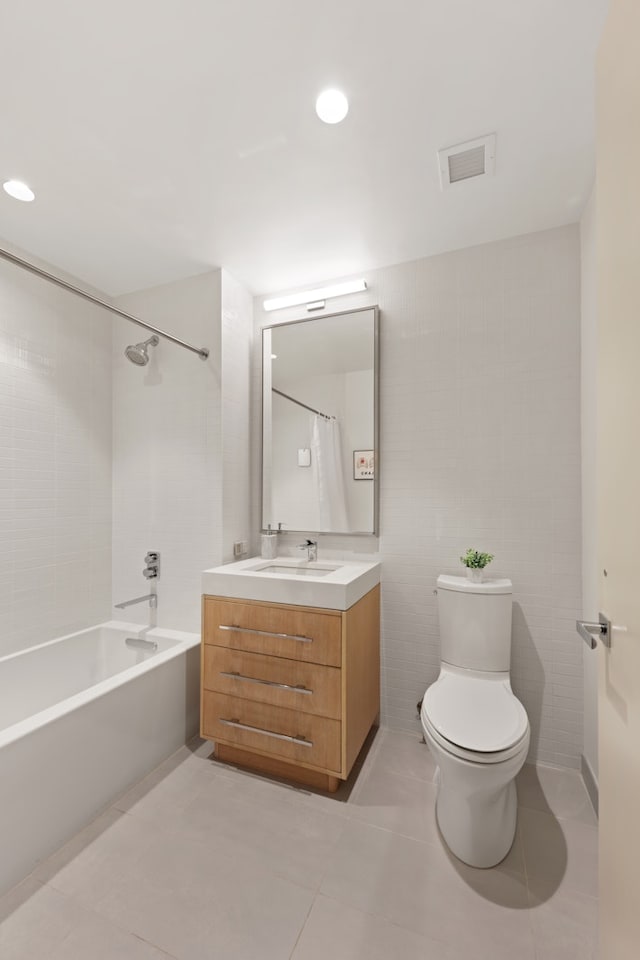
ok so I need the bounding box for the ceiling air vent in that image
[438,134,496,190]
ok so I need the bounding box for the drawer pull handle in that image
[220,671,313,695]
[219,624,313,644]
[219,717,313,748]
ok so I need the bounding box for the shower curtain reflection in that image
[311,415,349,532]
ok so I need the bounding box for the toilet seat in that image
[421,708,529,764]
[422,668,529,764]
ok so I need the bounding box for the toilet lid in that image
[423,673,528,753]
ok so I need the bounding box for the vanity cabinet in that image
[200,585,380,791]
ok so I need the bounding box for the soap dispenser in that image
[261,524,278,559]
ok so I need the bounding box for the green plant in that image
[460,548,494,570]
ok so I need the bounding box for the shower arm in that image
[0,246,209,360]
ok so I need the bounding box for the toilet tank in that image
[437,575,513,672]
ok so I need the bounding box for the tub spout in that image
[114,593,157,610]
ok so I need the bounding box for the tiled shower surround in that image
[112,269,252,634]
[255,225,582,768]
[0,258,252,654]
[0,255,112,658]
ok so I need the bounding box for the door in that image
[596,2,640,956]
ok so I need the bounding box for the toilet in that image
[420,574,529,869]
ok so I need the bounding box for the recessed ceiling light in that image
[315,89,349,124]
[3,179,35,202]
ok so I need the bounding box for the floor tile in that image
[519,807,598,899]
[49,916,175,960]
[291,893,468,960]
[0,879,173,960]
[320,819,536,959]
[366,728,437,783]
[0,880,74,960]
[114,745,223,822]
[348,764,441,845]
[33,809,157,903]
[175,770,347,890]
[88,827,314,960]
[528,885,598,960]
[517,762,597,826]
[3,735,599,960]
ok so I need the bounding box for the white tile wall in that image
[0,250,112,657]
[112,271,224,633]
[254,225,583,768]
[221,271,253,562]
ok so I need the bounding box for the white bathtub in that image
[0,620,200,896]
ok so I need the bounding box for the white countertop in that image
[202,556,381,610]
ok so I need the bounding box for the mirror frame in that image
[261,304,380,536]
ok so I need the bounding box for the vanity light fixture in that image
[3,179,35,202]
[263,279,367,312]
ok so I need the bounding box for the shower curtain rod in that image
[272,388,334,420]
[0,246,210,360]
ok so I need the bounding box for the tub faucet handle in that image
[143,551,161,580]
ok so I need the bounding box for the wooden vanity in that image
[200,585,380,791]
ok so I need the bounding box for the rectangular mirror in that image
[262,306,379,535]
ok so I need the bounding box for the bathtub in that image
[0,620,200,896]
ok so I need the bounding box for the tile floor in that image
[0,729,598,959]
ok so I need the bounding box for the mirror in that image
[262,306,379,535]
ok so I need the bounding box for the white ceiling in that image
[0,0,609,298]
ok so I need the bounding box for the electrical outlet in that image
[233,540,248,557]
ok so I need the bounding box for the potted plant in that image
[460,548,494,583]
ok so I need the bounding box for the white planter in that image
[466,568,484,583]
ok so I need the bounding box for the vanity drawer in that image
[203,647,341,719]
[202,692,341,773]
[203,597,341,667]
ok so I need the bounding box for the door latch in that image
[576,612,611,649]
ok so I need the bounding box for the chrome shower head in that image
[124,335,159,366]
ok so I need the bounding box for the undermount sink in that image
[202,556,380,610]
[247,561,342,578]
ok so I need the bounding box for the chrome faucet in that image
[114,593,157,610]
[297,538,318,562]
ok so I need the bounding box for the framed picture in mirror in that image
[353,450,375,480]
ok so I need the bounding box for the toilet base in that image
[434,769,518,868]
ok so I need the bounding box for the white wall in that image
[254,224,583,768]
[221,270,253,561]
[580,187,599,782]
[112,271,224,633]
[0,246,112,657]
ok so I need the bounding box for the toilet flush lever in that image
[576,612,611,649]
